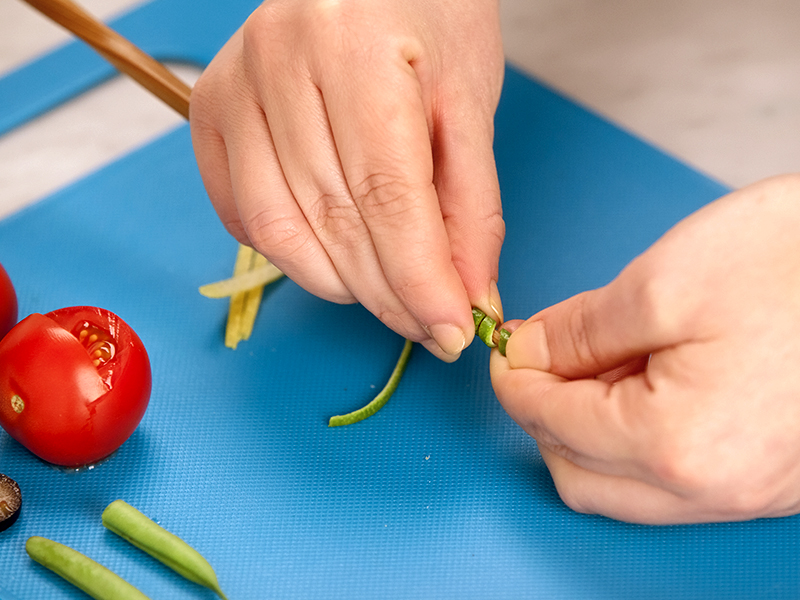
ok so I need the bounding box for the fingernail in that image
[428,323,467,356]
[421,338,461,363]
[475,280,504,325]
[507,319,551,371]
[488,280,504,323]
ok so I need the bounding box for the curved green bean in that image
[26,536,149,600]
[102,500,228,600]
[329,338,414,427]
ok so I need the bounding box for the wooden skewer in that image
[20,0,191,119]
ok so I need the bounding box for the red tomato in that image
[0,306,151,467]
[0,263,17,340]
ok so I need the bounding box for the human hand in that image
[491,174,800,524]
[189,0,506,361]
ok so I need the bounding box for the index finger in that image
[320,48,475,354]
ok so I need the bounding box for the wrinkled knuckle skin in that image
[460,206,505,250]
[351,173,423,223]
[485,211,506,249]
[243,210,308,264]
[562,294,604,374]
[310,194,365,247]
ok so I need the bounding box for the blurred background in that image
[1,0,798,220]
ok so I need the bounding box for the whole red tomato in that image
[0,263,17,340]
[0,306,151,467]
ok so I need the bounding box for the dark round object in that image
[0,473,22,532]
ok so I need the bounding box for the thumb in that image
[506,268,682,379]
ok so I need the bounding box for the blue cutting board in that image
[2,1,797,598]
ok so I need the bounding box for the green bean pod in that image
[497,328,512,356]
[472,307,511,355]
[102,500,228,600]
[329,338,414,427]
[26,536,149,600]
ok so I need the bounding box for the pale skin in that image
[491,174,800,524]
[189,0,506,362]
[190,0,800,525]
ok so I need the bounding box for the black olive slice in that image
[0,473,22,532]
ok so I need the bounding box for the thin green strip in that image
[328,339,414,427]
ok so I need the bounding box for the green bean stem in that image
[329,338,414,427]
[102,500,228,600]
[472,308,511,355]
[26,536,149,600]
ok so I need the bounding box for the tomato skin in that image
[0,263,17,341]
[0,306,151,467]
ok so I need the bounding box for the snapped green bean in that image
[472,307,511,355]
[329,338,414,427]
[26,536,149,600]
[102,500,228,600]
[329,307,508,428]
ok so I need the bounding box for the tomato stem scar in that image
[10,395,24,414]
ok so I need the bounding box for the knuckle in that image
[483,210,506,247]
[242,210,309,264]
[309,193,365,244]
[646,438,707,493]
[351,172,425,224]
[219,217,249,245]
[620,258,685,342]
[564,293,605,372]
[242,4,279,49]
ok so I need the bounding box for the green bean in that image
[329,338,414,427]
[497,328,512,356]
[26,536,149,600]
[477,314,498,348]
[472,307,511,356]
[101,500,228,600]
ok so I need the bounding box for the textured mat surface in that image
[2,1,798,598]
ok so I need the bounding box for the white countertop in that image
[1,0,798,221]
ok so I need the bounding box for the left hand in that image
[490,174,800,524]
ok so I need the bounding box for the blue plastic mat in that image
[2,1,798,598]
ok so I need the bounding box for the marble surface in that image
[0,0,798,220]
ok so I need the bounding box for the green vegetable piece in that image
[477,314,498,347]
[26,536,149,600]
[102,500,228,600]
[497,328,511,356]
[329,338,414,427]
[473,307,498,348]
[472,307,486,330]
[472,306,511,354]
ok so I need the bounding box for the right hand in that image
[189,0,506,361]
[491,174,800,524]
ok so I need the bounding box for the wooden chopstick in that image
[20,0,191,119]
